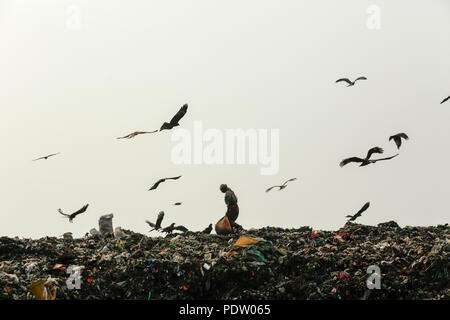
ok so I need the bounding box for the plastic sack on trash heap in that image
[29,280,56,300]
[215,216,233,235]
[233,236,260,247]
[99,214,114,234]
[226,235,260,259]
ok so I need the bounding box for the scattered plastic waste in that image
[0,222,448,300]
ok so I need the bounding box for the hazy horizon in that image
[1,0,449,239]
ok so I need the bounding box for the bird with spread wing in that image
[117,130,158,139]
[33,152,60,161]
[174,225,188,232]
[335,77,367,87]
[148,176,182,191]
[389,133,409,149]
[340,147,398,167]
[145,211,165,231]
[58,204,89,223]
[265,178,297,192]
[161,223,176,234]
[160,104,188,131]
[441,96,450,104]
[346,202,370,222]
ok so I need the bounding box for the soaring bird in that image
[335,77,367,87]
[346,202,370,222]
[389,133,409,149]
[58,204,89,223]
[161,223,176,234]
[145,211,165,231]
[33,152,60,161]
[340,147,398,167]
[160,104,188,131]
[265,178,297,192]
[202,224,213,234]
[173,202,182,206]
[148,176,182,191]
[441,96,450,104]
[117,130,158,139]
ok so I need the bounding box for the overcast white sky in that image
[0,0,449,239]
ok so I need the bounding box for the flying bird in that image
[346,202,370,222]
[145,211,165,231]
[335,77,367,87]
[265,178,297,192]
[161,223,176,234]
[148,176,182,191]
[160,104,188,131]
[441,96,450,104]
[389,133,409,149]
[173,202,182,206]
[340,147,398,167]
[58,204,89,223]
[33,152,60,161]
[202,224,213,234]
[117,130,158,139]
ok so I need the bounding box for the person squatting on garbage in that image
[220,184,239,228]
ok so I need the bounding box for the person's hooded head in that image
[220,184,228,193]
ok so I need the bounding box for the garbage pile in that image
[0,222,448,300]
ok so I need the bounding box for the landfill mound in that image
[0,221,448,300]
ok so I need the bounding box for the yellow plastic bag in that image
[233,236,259,247]
[226,236,260,259]
[29,280,56,300]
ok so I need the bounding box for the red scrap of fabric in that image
[339,272,351,279]
[307,232,319,238]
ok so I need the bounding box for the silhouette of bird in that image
[265,178,297,192]
[58,204,89,223]
[117,130,158,139]
[148,176,182,190]
[202,224,213,234]
[161,223,176,234]
[145,211,165,231]
[346,202,370,222]
[173,202,182,206]
[441,96,450,104]
[340,147,398,167]
[174,225,188,232]
[160,104,188,131]
[389,133,409,149]
[33,152,60,161]
[336,77,367,87]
